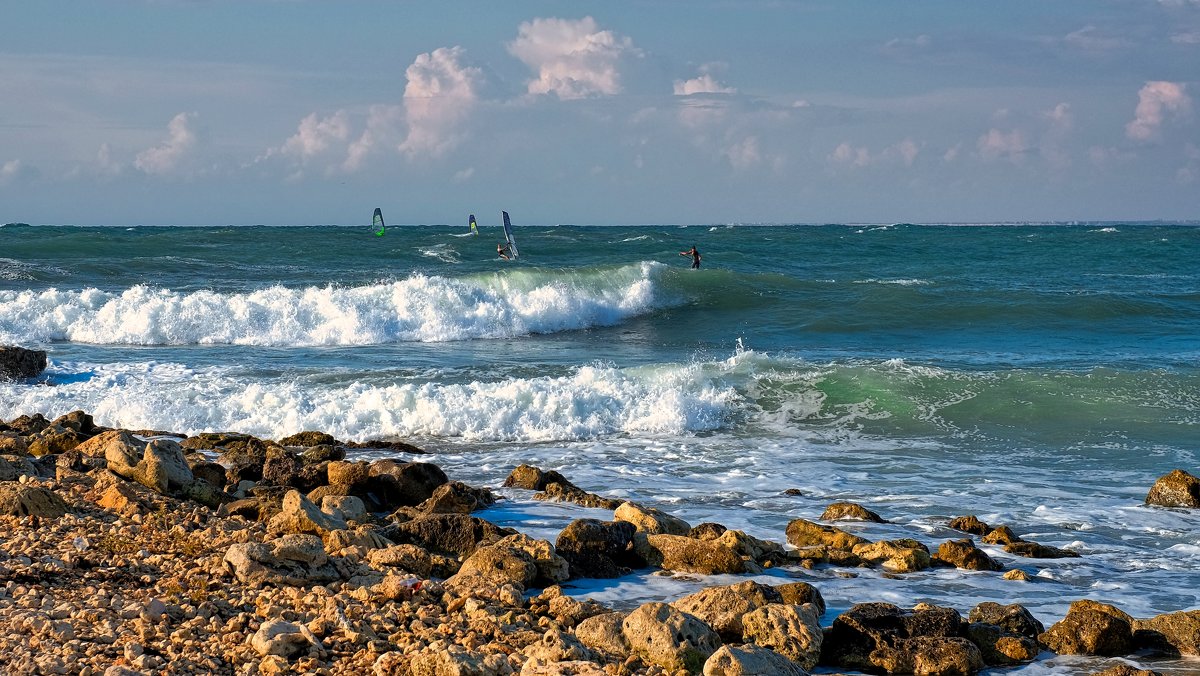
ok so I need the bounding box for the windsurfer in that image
[680,245,701,269]
[497,243,511,260]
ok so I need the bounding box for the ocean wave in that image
[0,262,671,346]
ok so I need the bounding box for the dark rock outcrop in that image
[822,602,983,675]
[381,513,514,558]
[934,539,1003,571]
[1039,600,1135,656]
[555,518,636,579]
[0,346,47,380]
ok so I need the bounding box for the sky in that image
[1,0,1199,226]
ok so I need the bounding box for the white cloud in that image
[944,144,962,163]
[674,73,736,96]
[0,159,32,185]
[344,105,403,172]
[135,112,198,175]
[281,111,350,160]
[508,16,638,99]
[1126,81,1191,141]
[829,143,872,168]
[724,136,760,170]
[1063,25,1129,51]
[1041,103,1074,168]
[399,46,483,158]
[828,139,920,169]
[977,128,1029,163]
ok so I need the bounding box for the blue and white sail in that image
[502,211,520,259]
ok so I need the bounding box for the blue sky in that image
[2,1,1198,225]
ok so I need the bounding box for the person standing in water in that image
[680,245,701,269]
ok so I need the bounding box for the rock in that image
[260,446,303,488]
[966,622,1040,666]
[321,494,367,522]
[0,432,28,455]
[26,424,87,456]
[1003,569,1032,581]
[1004,541,1080,558]
[277,430,338,447]
[713,529,785,564]
[981,526,1021,545]
[415,480,496,514]
[1089,664,1164,676]
[521,628,597,665]
[409,645,511,676]
[774,582,826,617]
[498,533,570,585]
[784,518,867,550]
[633,533,747,575]
[622,602,722,673]
[267,489,348,536]
[224,534,340,587]
[575,612,630,657]
[934,539,1003,571]
[703,644,809,676]
[299,444,343,464]
[823,602,980,674]
[1133,609,1200,656]
[614,501,692,535]
[0,454,37,482]
[1145,469,1200,508]
[556,518,637,579]
[534,481,623,509]
[4,412,50,436]
[546,593,609,628]
[1039,600,1135,656]
[947,515,991,535]
[672,581,783,641]
[504,464,573,490]
[967,602,1044,638]
[689,522,728,540]
[368,460,448,507]
[182,478,234,509]
[0,483,69,517]
[821,501,886,522]
[366,544,434,576]
[742,603,822,670]
[251,619,320,658]
[852,538,932,573]
[105,436,194,495]
[218,436,274,483]
[445,539,539,593]
[322,526,392,553]
[382,512,515,558]
[50,410,100,435]
[187,459,227,488]
[0,345,47,379]
[96,481,151,516]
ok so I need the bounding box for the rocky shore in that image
[1,409,1198,675]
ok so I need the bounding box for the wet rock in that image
[689,522,728,540]
[774,582,826,617]
[1089,664,1164,676]
[556,518,637,579]
[382,512,515,558]
[299,444,343,465]
[4,412,50,436]
[966,622,1040,666]
[703,644,808,675]
[822,602,981,674]
[267,489,348,536]
[277,430,338,448]
[1145,469,1200,508]
[1039,600,1135,656]
[967,602,1044,638]
[622,601,722,673]
[1004,541,1079,558]
[821,501,886,523]
[632,532,747,575]
[1133,609,1200,656]
[575,611,630,657]
[614,501,692,535]
[948,515,992,535]
[0,345,47,379]
[934,539,1003,571]
[498,532,569,585]
[1003,569,1033,581]
[368,460,448,507]
[415,480,496,514]
[785,518,868,550]
[852,538,932,573]
[742,603,823,670]
[50,410,101,436]
[534,481,624,509]
[713,529,785,565]
[981,525,1021,545]
[503,463,572,490]
[0,483,69,517]
[672,581,783,641]
[260,446,304,488]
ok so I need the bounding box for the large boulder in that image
[934,539,1003,571]
[26,425,87,456]
[965,622,1040,666]
[575,612,630,658]
[1003,541,1080,559]
[822,602,982,674]
[556,518,636,579]
[105,436,194,495]
[503,464,573,490]
[948,515,992,536]
[741,603,823,670]
[614,501,692,535]
[622,602,722,673]
[1134,609,1200,655]
[0,455,37,482]
[967,602,1044,639]
[672,581,783,642]
[713,529,786,565]
[1038,600,1135,656]
[382,513,514,558]
[633,533,747,575]
[785,518,867,550]
[444,539,539,596]
[821,501,886,523]
[1145,469,1200,508]
[703,644,808,676]
[267,489,348,536]
[415,480,496,514]
[497,533,569,585]
[0,346,47,380]
[852,538,932,573]
[368,460,448,508]
[0,483,69,517]
[223,534,341,587]
[277,431,338,448]
[775,582,826,617]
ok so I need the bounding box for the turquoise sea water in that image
[2,222,1198,673]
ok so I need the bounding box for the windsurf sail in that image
[372,208,385,237]
[502,211,520,259]
[469,214,479,236]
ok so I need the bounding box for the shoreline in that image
[1,410,1197,675]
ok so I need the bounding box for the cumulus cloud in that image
[828,139,920,169]
[1126,81,1191,141]
[674,65,736,96]
[977,128,1029,163]
[829,143,872,168]
[344,104,403,172]
[135,112,198,175]
[399,46,483,158]
[724,136,760,170]
[508,16,638,99]
[281,111,350,160]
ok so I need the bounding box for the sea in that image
[2,222,1198,673]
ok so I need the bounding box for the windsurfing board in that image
[502,211,520,259]
[372,207,385,236]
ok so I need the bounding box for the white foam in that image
[0,263,669,346]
